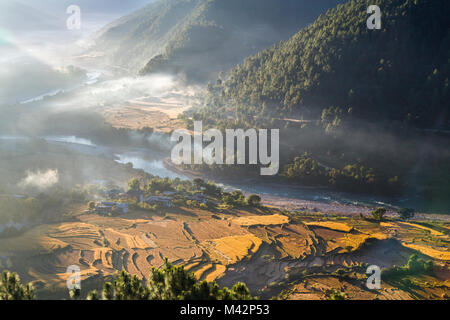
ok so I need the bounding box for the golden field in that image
[0,204,449,300]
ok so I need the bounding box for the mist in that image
[18,169,59,191]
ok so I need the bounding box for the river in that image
[2,134,449,221]
[2,59,448,219]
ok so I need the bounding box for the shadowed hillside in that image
[184,0,450,211]
[201,0,450,127]
[92,0,346,81]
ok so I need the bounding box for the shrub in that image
[370,207,387,221]
[89,259,255,300]
[398,208,415,220]
[247,194,262,207]
[382,254,434,281]
[324,289,347,300]
[0,271,36,300]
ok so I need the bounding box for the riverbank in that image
[163,158,450,221]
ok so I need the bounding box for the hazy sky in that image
[1,0,152,15]
[0,0,156,66]
[0,0,154,33]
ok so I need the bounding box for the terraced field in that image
[203,234,263,264]
[1,205,449,300]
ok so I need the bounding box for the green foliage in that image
[324,288,347,300]
[103,271,150,300]
[188,0,450,204]
[88,201,96,210]
[203,0,449,127]
[0,271,36,300]
[0,259,252,301]
[127,178,141,192]
[370,207,387,222]
[145,178,175,195]
[89,259,255,300]
[69,288,81,300]
[86,290,100,300]
[398,208,415,220]
[381,254,435,281]
[221,190,246,208]
[281,153,398,194]
[282,153,328,185]
[247,194,262,207]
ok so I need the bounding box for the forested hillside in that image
[200,0,449,128]
[92,0,346,81]
[186,0,450,211]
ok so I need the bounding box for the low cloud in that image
[19,169,59,190]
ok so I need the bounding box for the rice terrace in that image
[0,0,449,305]
[0,174,448,300]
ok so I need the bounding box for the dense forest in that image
[93,0,346,81]
[183,0,450,211]
[197,0,449,127]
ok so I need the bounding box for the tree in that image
[0,271,36,300]
[102,271,149,300]
[1,259,254,300]
[97,259,255,300]
[324,288,347,300]
[87,290,100,300]
[247,194,262,207]
[102,282,114,300]
[203,182,222,197]
[193,178,206,190]
[407,254,434,275]
[147,258,197,300]
[398,208,415,220]
[221,193,234,206]
[69,288,81,300]
[127,178,141,192]
[88,201,96,211]
[382,254,435,280]
[370,207,387,222]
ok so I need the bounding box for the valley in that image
[1,184,448,300]
[0,134,448,300]
[0,0,448,302]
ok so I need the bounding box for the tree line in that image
[0,259,254,300]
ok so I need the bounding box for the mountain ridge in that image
[91,0,347,81]
[200,0,450,127]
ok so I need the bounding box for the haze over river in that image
[2,132,447,222]
[1,50,447,220]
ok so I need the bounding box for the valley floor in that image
[0,203,448,300]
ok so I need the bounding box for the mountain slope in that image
[91,0,346,80]
[185,0,450,211]
[202,0,450,127]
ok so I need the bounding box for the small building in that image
[161,191,177,196]
[0,194,26,199]
[106,189,124,199]
[95,201,129,215]
[187,193,207,204]
[126,190,145,203]
[114,203,129,214]
[144,196,173,208]
[95,204,111,215]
